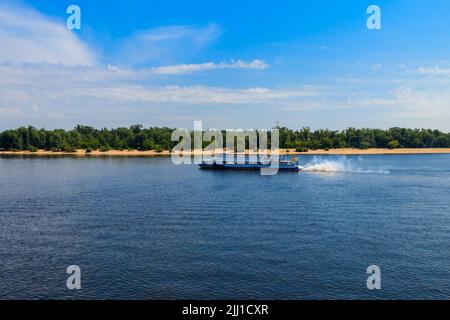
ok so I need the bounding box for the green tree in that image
[388,140,401,149]
[0,130,22,150]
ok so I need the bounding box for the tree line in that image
[0,125,450,152]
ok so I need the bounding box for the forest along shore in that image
[2,148,450,156]
[2,126,450,153]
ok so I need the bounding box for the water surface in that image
[0,154,449,299]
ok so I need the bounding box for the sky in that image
[1,0,450,130]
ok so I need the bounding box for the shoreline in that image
[2,148,450,157]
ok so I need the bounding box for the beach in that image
[286,148,450,155]
[2,148,450,156]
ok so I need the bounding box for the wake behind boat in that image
[199,157,303,172]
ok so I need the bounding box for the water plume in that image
[303,157,389,174]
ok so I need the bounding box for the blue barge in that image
[199,158,303,172]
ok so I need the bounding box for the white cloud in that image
[82,85,318,104]
[0,63,317,105]
[151,59,269,75]
[0,3,95,66]
[0,107,23,118]
[417,66,450,75]
[2,62,450,129]
[391,87,450,115]
[115,24,221,66]
[370,64,382,71]
[0,62,330,128]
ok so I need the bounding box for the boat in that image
[199,157,303,172]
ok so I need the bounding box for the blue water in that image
[0,154,449,299]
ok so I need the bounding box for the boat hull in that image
[199,163,301,172]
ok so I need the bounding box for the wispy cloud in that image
[115,24,221,66]
[2,62,450,129]
[151,59,269,75]
[0,107,23,118]
[0,62,326,128]
[83,85,318,104]
[0,3,95,66]
[417,66,450,75]
[0,64,317,105]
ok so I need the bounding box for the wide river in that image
[0,154,449,299]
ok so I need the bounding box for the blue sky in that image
[1,0,450,130]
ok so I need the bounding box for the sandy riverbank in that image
[285,148,450,155]
[0,149,171,156]
[2,148,450,156]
